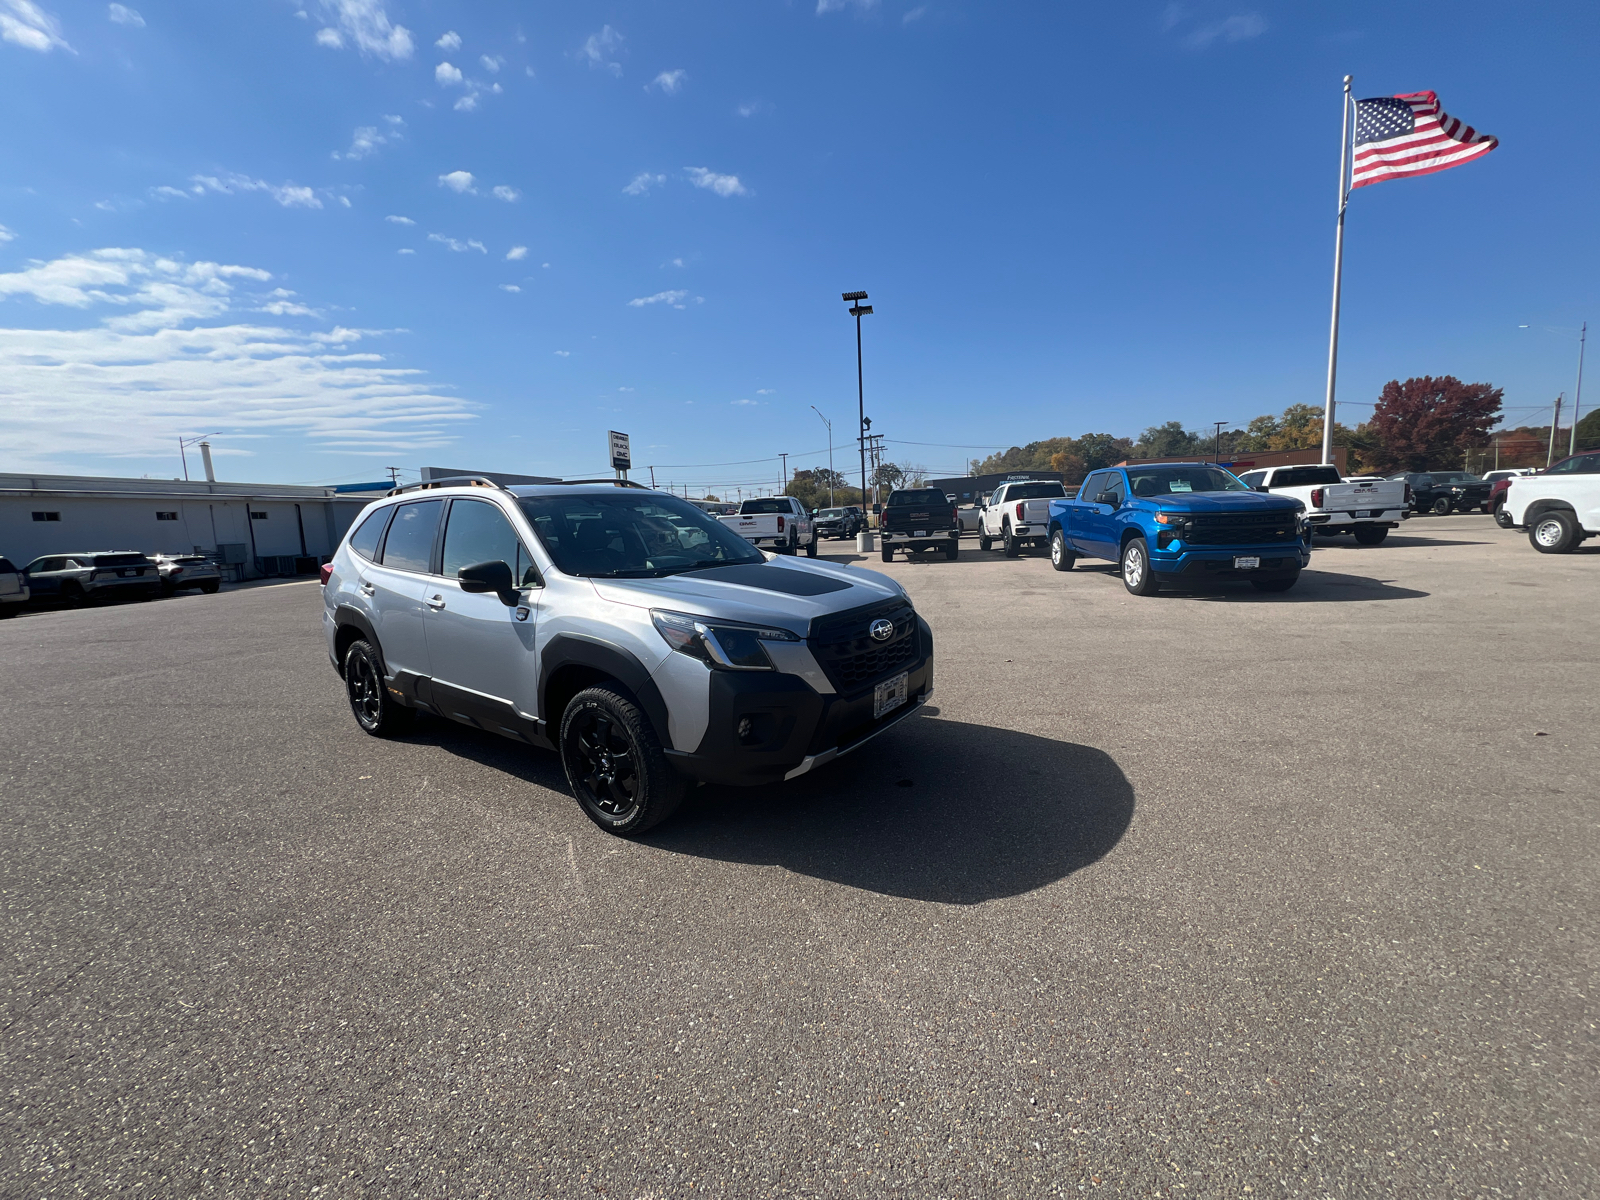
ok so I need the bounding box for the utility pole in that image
[649,465,656,489]
[1547,395,1563,468]
[779,453,788,495]
[810,406,834,505]
[386,466,401,486]
[1571,321,1587,457]
[1213,421,1229,464]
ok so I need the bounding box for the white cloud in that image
[684,167,748,197]
[668,257,684,268]
[315,0,412,60]
[315,26,342,47]
[505,245,527,260]
[189,173,324,209]
[2,0,72,52]
[542,262,550,269]
[435,60,463,85]
[650,69,686,94]
[453,93,478,112]
[397,248,414,254]
[385,214,415,225]
[151,185,188,199]
[108,3,143,27]
[623,172,665,197]
[579,25,622,75]
[755,388,774,394]
[553,350,569,357]
[736,100,768,118]
[480,54,502,72]
[383,113,403,126]
[731,398,757,406]
[337,195,351,207]
[435,29,459,50]
[628,290,688,309]
[427,233,486,253]
[491,185,519,202]
[902,5,926,22]
[0,248,473,468]
[437,170,475,194]
[816,0,877,12]
[338,124,395,159]
[499,284,520,293]
[0,224,14,242]
[1184,12,1265,47]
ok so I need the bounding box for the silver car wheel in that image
[1123,543,1144,586]
[1534,518,1564,548]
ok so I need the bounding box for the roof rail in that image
[546,477,651,489]
[386,475,512,497]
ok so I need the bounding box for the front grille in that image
[809,600,918,693]
[1185,512,1299,546]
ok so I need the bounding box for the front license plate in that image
[1234,556,1260,570]
[874,672,909,718]
[914,530,927,538]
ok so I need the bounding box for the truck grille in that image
[809,600,919,693]
[1186,512,1299,546]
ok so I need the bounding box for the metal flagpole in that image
[1570,321,1587,457]
[1321,75,1354,467]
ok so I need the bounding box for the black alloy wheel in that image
[977,530,992,551]
[344,639,415,737]
[60,583,86,608]
[560,686,685,835]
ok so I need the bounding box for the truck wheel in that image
[1120,537,1158,596]
[60,583,86,608]
[1430,497,1452,515]
[804,533,818,557]
[1049,529,1076,571]
[945,539,959,561]
[880,545,894,563]
[1252,575,1300,593]
[1352,525,1389,546]
[1529,510,1580,554]
[977,530,992,551]
[560,686,686,836]
[1002,522,1019,558]
[344,640,416,737]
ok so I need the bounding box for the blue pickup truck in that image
[1046,463,1310,595]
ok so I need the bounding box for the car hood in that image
[1148,492,1303,514]
[590,556,905,636]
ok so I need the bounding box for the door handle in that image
[358,580,375,595]
[425,594,446,609]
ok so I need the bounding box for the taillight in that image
[1310,487,1325,507]
[1404,483,1413,505]
[777,515,785,532]
[1015,502,1025,520]
[319,563,333,586]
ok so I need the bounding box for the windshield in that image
[886,489,947,507]
[1006,482,1067,500]
[518,492,765,578]
[1430,472,1480,483]
[740,498,791,514]
[1125,466,1250,497]
[817,508,845,518]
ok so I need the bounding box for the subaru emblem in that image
[869,618,894,642]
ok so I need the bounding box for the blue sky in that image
[1,0,1595,493]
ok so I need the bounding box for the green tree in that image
[1133,421,1201,459]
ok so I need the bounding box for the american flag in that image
[1350,91,1497,189]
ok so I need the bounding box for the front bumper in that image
[1151,544,1310,583]
[663,618,934,786]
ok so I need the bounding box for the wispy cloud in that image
[108,3,143,27]
[816,0,877,13]
[623,172,665,197]
[684,167,748,197]
[480,54,502,72]
[650,69,686,94]
[454,93,478,111]
[553,350,570,357]
[184,172,324,209]
[492,185,519,202]
[435,29,459,50]
[336,118,402,160]
[755,388,775,395]
[0,225,13,243]
[628,290,688,309]
[506,245,528,260]
[902,5,926,22]
[499,284,520,293]
[731,398,758,406]
[1183,12,1265,47]
[2,0,72,52]
[736,100,771,118]
[314,0,412,60]
[437,170,475,194]
[385,214,414,225]
[578,24,622,75]
[428,233,486,253]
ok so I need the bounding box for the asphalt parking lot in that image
[2,514,1595,1198]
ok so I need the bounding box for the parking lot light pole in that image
[1213,421,1229,464]
[810,406,835,505]
[842,291,873,550]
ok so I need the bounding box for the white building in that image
[0,472,383,578]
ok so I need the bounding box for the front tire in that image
[1352,525,1389,546]
[804,532,818,557]
[977,529,992,551]
[560,686,685,836]
[1049,529,1076,571]
[1120,537,1158,596]
[60,583,86,608]
[1529,510,1580,554]
[200,581,220,594]
[1430,497,1452,515]
[344,639,416,737]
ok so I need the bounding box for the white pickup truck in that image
[1235,464,1408,545]
[977,480,1069,556]
[717,496,818,556]
[1497,449,1600,553]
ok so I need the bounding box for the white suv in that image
[322,478,934,835]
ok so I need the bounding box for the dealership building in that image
[0,472,388,579]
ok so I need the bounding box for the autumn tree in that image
[1370,376,1503,471]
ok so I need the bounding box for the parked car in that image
[813,506,864,539]
[879,487,960,561]
[717,496,818,556]
[688,499,738,517]
[1489,457,1596,515]
[1389,471,1493,514]
[0,556,29,617]
[955,504,983,534]
[321,477,933,835]
[151,553,223,596]
[20,552,161,606]
[1047,463,1309,595]
[976,480,1069,556]
[1496,454,1600,552]
[1235,464,1407,544]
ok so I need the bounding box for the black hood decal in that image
[687,563,853,596]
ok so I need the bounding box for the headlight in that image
[650,609,799,671]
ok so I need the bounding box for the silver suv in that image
[321,478,934,835]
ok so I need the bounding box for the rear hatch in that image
[162,554,218,578]
[0,556,21,597]
[91,553,157,583]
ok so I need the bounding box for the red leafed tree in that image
[1370,376,1503,471]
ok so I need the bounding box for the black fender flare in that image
[538,633,673,745]
[332,604,380,676]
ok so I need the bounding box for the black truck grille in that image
[1185,512,1299,546]
[809,600,919,693]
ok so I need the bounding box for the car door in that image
[363,498,442,681]
[1095,472,1129,557]
[1064,476,1102,554]
[986,486,1006,536]
[22,557,60,597]
[422,497,543,735]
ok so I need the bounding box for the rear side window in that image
[1238,471,1267,488]
[441,499,540,587]
[1008,482,1067,500]
[347,506,393,561]
[379,500,443,573]
[0,558,15,573]
[886,489,947,507]
[740,498,791,514]
[1273,466,1342,486]
[94,554,150,567]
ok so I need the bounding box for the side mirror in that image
[458,559,517,604]
[1095,492,1118,507]
[1253,485,1269,493]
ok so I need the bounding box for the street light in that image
[178,432,220,481]
[841,291,873,548]
[810,405,834,505]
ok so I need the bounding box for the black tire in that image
[1528,509,1580,554]
[60,583,86,608]
[560,686,686,836]
[1049,529,1076,571]
[977,530,992,551]
[804,533,818,557]
[1252,575,1300,593]
[1002,522,1019,558]
[343,639,416,737]
[945,539,959,561]
[880,545,894,563]
[200,581,220,594]
[1120,537,1158,596]
[1352,525,1389,546]
[1430,497,1452,515]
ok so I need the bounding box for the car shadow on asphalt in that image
[641,711,1134,905]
